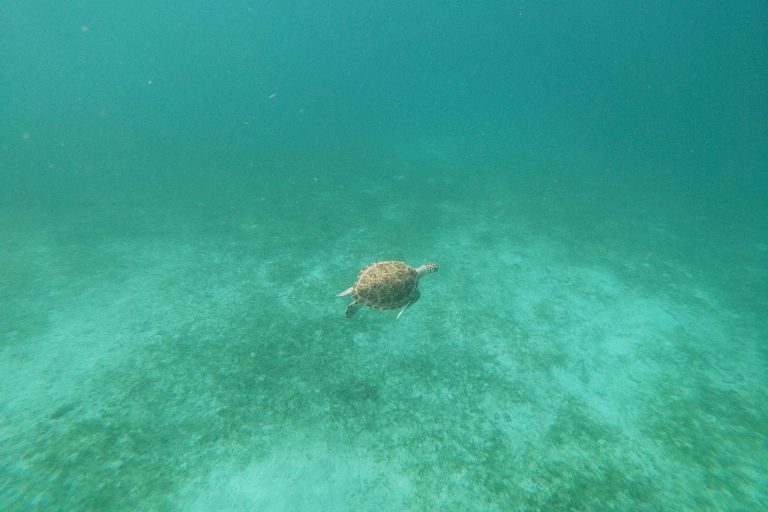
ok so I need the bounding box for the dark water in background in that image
[1,1,767,510]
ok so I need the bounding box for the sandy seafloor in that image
[0,140,766,511]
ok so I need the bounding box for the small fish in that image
[50,402,78,420]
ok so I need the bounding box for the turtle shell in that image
[352,261,419,310]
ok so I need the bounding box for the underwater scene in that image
[1,1,766,510]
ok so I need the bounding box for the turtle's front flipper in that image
[337,287,353,297]
[396,290,420,319]
[345,301,363,318]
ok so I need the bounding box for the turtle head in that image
[416,263,438,276]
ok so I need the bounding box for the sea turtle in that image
[337,261,438,319]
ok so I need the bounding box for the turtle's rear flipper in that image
[345,301,363,318]
[337,287,353,297]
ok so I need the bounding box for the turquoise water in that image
[1,1,766,510]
